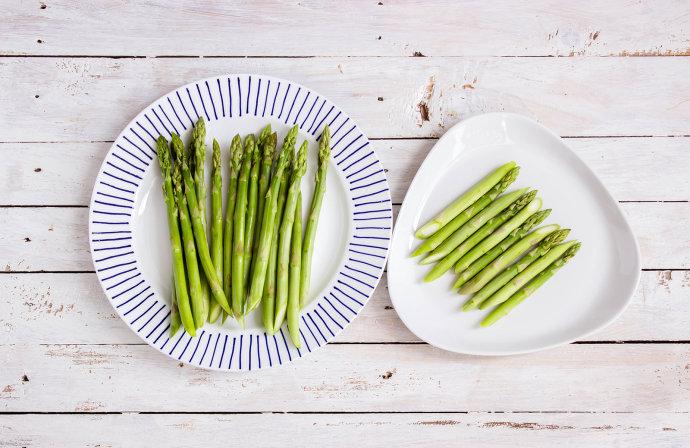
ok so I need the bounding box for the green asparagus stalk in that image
[169,275,181,337]
[288,193,303,347]
[255,125,273,224]
[232,135,254,321]
[300,125,331,308]
[191,118,210,325]
[457,219,556,292]
[463,229,570,311]
[411,167,519,257]
[243,135,261,286]
[191,118,207,230]
[453,211,553,288]
[452,197,543,275]
[421,188,528,265]
[247,128,296,315]
[262,240,278,333]
[222,135,243,300]
[424,190,536,282]
[175,169,205,329]
[253,127,276,272]
[156,136,195,336]
[416,161,517,239]
[208,139,223,323]
[275,140,308,331]
[171,133,232,316]
[262,132,294,333]
[481,243,581,327]
[478,240,578,310]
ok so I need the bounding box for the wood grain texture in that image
[2,413,688,447]
[2,57,690,142]
[3,0,689,57]
[0,202,686,271]
[2,343,689,412]
[2,137,688,205]
[1,270,689,344]
[2,3,689,443]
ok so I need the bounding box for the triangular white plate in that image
[388,113,640,355]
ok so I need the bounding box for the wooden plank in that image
[2,412,688,447]
[2,57,690,142]
[0,207,89,272]
[1,269,689,344]
[2,137,688,205]
[0,202,687,271]
[2,343,688,412]
[3,0,689,57]
[0,142,104,205]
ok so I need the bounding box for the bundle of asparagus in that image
[157,118,331,345]
[412,162,581,326]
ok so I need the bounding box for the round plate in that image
[388,113,640,356]
[89,75,391,370]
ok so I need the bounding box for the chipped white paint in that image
[2,343,690,412]
[1,138,689,205]
[1,1,690,445]
[3,0,689,57]
[1,270,689,344]
[0,202,688,271]
[2,57,690,142]
[2,413,689,447]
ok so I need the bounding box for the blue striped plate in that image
[88,75,392,370]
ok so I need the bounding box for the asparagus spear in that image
[415,161,517,239]
[171,133,232,316]
[222,136,243,300]
[191,118,210,325]
[156,136,195,336]
[300,125,331,308]
[453,211,554,288]
[411,167,519,257]
[169,275,181,337]
[247,127,296,315]
[253,127,276,272]
[232,135,254,321]
[262,235,278,333]
[421,188,528,265]
[262,132,294,333]
[275,140,308,331]
[481,243,581,327]
[288,193,303,347]
[457,218,556,292]
[463,229,570,311]
[175,168,205,328]
[208,139,224,324]
[243,135,261,286]
[424,190,536,282]
[452,197,543,275]
[478,240,578,310]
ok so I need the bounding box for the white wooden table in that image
[2,1,690,446]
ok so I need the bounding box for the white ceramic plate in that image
[89,75,391,370]
[388,113,640,356]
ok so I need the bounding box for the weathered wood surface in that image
[2,137,688,205]
[2,413,688,448]
[0,202,687,272]
[4,0,690,57]
[2,57,690,142]
[2,343,689,412]
[0,270,688,344]
[3,1,690,445]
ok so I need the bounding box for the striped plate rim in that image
[88,74,392,371]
